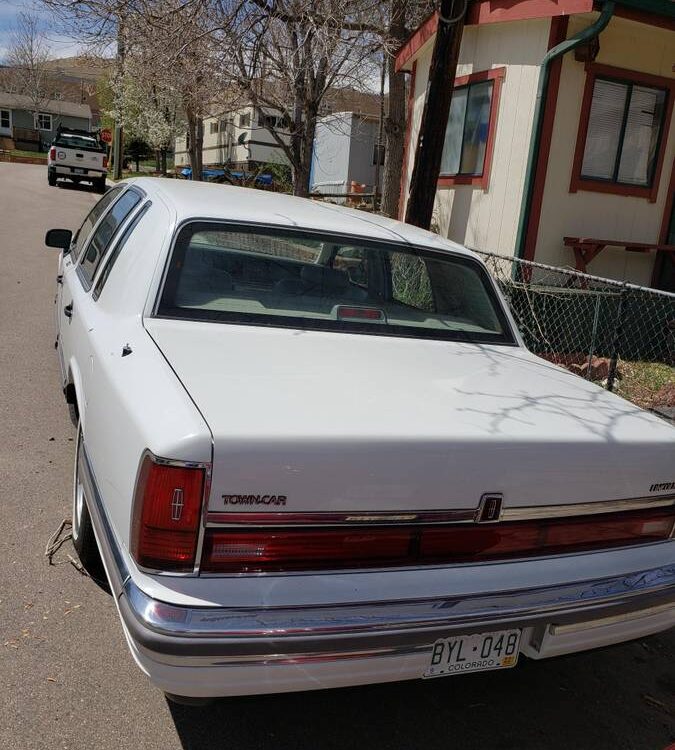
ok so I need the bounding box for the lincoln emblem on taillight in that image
[171,488,185,521]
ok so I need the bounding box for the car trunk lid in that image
[145,318,675,517]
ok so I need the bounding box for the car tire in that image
[48,172,56,186]
[72,424,102,572]
[94,177,106,194]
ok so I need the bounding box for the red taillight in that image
[103,156,108,169]
[420,509,674,561]
[202,528,412,572]
[49,147,56,160]
[131,456,205,571]
[201,508,674,573]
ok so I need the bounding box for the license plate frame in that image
[423,628,521,678]
[73,167,85,174]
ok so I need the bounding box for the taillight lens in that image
[420,509,674,561]
[103,156,108,169]
[49,147,56,160]
[201,507,674,573]
[131,456,205,571]
[202,528,412,572]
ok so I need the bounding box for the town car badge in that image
[223,494,287,506]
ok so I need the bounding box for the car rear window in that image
[157,223,514,344]
[54,133,103,151]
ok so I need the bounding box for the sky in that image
[0,0,86,62]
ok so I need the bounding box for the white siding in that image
[402,18,551,256]
[535,14,675,284]
[174,105,290,168]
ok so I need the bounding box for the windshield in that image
[54,133,103,151]
[157,223,515,344]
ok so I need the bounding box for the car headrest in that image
[300,264,349,290]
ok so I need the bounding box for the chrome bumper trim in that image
[122,562,675,640]
[501,494,675,521]
[80,444,675,664]
[205,494,675,528]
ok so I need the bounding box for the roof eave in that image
[395,0,674,73]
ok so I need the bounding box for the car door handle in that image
[63,303,73,318]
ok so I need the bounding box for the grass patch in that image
[5,149,47,159]
[615,360,675,409]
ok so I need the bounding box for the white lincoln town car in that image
[47,178,674,703]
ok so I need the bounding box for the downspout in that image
[514,1,615,260]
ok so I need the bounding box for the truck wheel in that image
[72,425,102,572]
[48,172,56,186]
[94,177,106,194]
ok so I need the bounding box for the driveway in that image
[0,162,673,750]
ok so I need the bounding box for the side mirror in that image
[45,228,73,250]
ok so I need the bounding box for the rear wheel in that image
[72,425,102,572]
[94,177,106,193]
[48,172,56,186]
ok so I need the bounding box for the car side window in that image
[78,189,142,289]
[93,202,151,300]
[72,187,123,258]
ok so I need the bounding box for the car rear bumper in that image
[49,165,106,178]
[79,446,675,697]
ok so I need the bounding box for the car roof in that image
[124,177,476,257]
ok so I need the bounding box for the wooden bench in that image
[563,237,675,274]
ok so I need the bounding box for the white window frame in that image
[0,109,12,132]
[36,112,53,131]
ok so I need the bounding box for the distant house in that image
[397,0,675,292]
[43,56,110,125]
[0,92,92,151]
[310,112,383,196]
[174,88,383,178]
[174,105,291,172]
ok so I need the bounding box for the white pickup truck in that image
[47,127,108,193]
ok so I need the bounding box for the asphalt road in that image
[0,162,673,750]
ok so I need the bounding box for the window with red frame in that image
[580,76,668,189]
[571,64,675,201]
[440,79,494,178]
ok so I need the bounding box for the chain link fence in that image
[475,250,675,413]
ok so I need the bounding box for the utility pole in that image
[112,14,125,181]
[404,0,467,229]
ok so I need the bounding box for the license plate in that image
[423,628,521,678]
[73,168,84,174]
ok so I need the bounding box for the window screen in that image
[440,80,493,177]
[78,189,142,287]
[581,77,667,188]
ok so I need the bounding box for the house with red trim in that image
[396,0,675,292]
